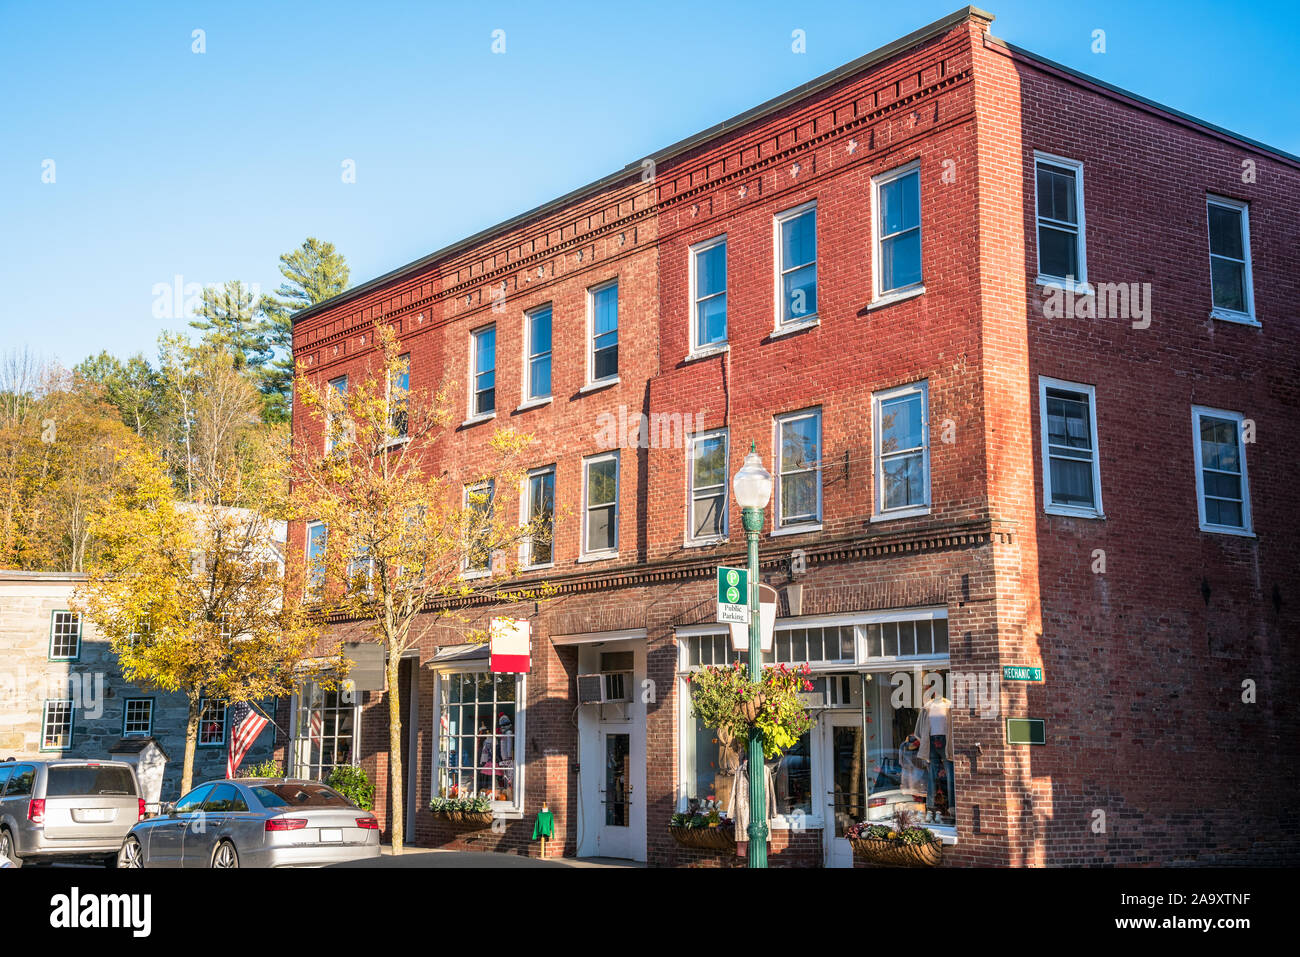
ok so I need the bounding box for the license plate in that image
[319,828,343,843]
[77,809,112,822]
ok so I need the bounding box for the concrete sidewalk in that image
[329,846,644,868]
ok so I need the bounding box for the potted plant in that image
[429,793,495,827]
[846,810,943,867]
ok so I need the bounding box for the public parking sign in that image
[716,566,749,624]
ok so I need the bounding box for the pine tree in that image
[189,280,271,374]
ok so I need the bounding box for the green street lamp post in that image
[732,442,773,869]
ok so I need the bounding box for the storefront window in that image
[864,668,954,826]
[436,671,521,809]
[292,681,357,780]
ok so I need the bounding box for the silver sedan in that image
[117,778,381,868]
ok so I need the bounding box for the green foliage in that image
[687,661,815,759]
[429,793,492,814]
[242,758,283,778]
[189,281,272,373]
[327,764,375,810]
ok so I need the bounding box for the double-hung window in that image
[390,354,410,440]
[1192,407,1252,535]
[435,670,524,814]
[123,698,154,736]
[873,382,930,518]
[198,699,226,747]
[582,451,619,557]
[305,521,327,599]
[42,700,74,750]
[49,611,81,660]
[1034,153,1086,286]
[325,375,348,452]
[872,161,922,299]
[1039,378,1103,517]
[522,466,555,567]
[691,235,727,352]
[471,325,496,417]
[775,202,817,326]
[525,306,552,401]
[687,430,728,543]
[589,281,619,384]
[1206,196,1255,323]
[775,410,822,530]
[463,480,495,575]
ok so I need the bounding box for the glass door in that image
[596,731,633,857]
[823,715,864,868]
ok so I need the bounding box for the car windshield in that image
[251,784,351,808]
[46,766,136,797]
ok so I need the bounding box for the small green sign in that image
[1006,718,1046,746]
[1002,665,1043,682]
[716,566,749,624]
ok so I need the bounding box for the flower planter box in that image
[849,836,942,867]
[431,810,495,828]
[669,825,736,852]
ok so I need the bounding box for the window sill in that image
[520,561,555,573]
[1209,308,1260,327]
[577,551,619,563]
[683,537,728,549]
[579,377,619,396]
[685,343,729,363]
[1045,505,1105,520]
[868,285,926,310]
[381,436,410,449]
[769,816,824,831]
[460,412,496,429]
[771,523,821,537]
[769,318,819,339]
[460,569,492,580]
[870,506,930,523]
[1199,524,1256,538]
[1036,276,1093,296]
[514,396,553,413]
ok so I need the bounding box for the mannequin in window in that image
[914,694,954,824]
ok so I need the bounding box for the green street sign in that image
[1002,665,1043,682]
[1006,718,1046,746]
[716,566,749,624]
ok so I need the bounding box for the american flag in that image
[227,702,269,778]
[309,710,323,750]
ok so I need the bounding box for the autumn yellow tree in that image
[290,323,554,853]
[76,345,334,794]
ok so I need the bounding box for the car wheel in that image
[117,836,143,869]
[211,840,239,869]
[0,828,20,868]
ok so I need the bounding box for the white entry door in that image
[822,714,864,868]
[595,728,633,859]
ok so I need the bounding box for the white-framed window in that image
[292,679,359,781]
[123,698,154,737]
[48,610,81,660]
[524,305,552,400]
[582,451,619,557]
[347,545,374,595]
[775,201,817,326]
[198,699,226,747]
[872,160,923,300]
[588,280,619,385]
[521,465,555,568]
[687,429,728,543]
[1038,377,1103,517]
[434,669,524,815]
[690,234,728,352]
[41,700,74,750]
[873,382,930,518]
[1206,195,1256,323]
[305,521,327,598]
[470,325,496,417]
[1034,152,1087,287]
[325,375,348,453]
[390,353,410,440]
[775,409,822,530]
[1192,406,1253,535]
[463,480,495,576]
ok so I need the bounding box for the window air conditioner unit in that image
[577,671,632,705]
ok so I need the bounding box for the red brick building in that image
[282,7,1300,866]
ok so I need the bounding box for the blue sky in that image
[2,0,1296,369]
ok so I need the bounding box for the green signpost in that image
[716,566,749,624]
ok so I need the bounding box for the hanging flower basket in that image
[431,809,495,827]
[669,824,735,851]
[688,662,814,759]
[848,830,943,867]
[429,796,495,828]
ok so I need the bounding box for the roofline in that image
[291,6,993,326]
[987,35,1300,167]
[0,570,86,582]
